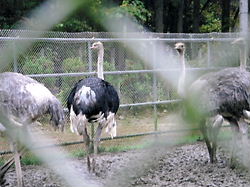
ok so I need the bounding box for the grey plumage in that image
[0,72,65,187]
[190,67,250,119]
[188,67,250,163]
[175,42,250,163]
[0,72,64,129]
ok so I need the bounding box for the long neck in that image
[240,47,246,69]
[97,47,104,80]
[177,51,186,97]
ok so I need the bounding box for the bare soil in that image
[2,142,250,187]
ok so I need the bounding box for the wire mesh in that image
[0,30,243,156]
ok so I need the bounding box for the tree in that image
[154,0,164,32]
[221,0,231,32]
[193,0,200,33]
[177,0,184,33]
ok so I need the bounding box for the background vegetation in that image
[0,0,247,33]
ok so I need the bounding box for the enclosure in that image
[0,30,244,153]
[1,30,249,187]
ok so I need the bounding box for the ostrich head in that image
[175,42,185,56]
[90,41,104,50]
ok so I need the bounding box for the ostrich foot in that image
[92,158,96,173]
[87,155,91,172]
[86,156,96,173]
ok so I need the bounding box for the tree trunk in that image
[193,0,200,33]
[221,0,231,32]
[177,0,184,33]
[154,0,164,32]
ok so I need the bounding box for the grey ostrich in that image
[67,41,120,172]
[0,72,65,187]
[175,42,250,163]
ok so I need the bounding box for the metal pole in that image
[240,0,248,37]
[12,41,18,72]
[152,41,158,132]
[207,41,211,67]
[87,41,93,72]
[240,0,248,68]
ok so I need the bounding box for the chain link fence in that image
[0,30,243,155]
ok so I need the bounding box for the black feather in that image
[67,77,119,122]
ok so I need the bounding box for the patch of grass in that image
[101,143,147,153]
[0,158,4,166]
[70,149,87,158]
[20,153,42,165]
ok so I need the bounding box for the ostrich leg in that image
[229,122,240,168]
[237,118,249,166]
[94,123,103,154]
[82,127,91,172]
[210,115,223,163]
[92,123,103,173]
[200,118,213,163]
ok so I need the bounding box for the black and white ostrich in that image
[0,72,65,187]
[67,41,120,171]
[175,42,250,164]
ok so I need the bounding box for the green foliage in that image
[52,0,102,32]
[22,56,55,88]
[22,56,54,74]
[63,57,87,73]
[120,0,151,24]
[105,0,151,25]
[54,19,94,32]
[200,3,221,33]
[119,60,153,103]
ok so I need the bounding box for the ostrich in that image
[0,72,65,187]
[175,42,250,163]
[67,41,119,171]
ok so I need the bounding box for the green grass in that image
[0,158,4,166]
[20,153,42,165]
[70,149,87,158]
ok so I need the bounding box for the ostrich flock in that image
[0,39,250,187]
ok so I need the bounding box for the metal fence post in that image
[207,41,211,67]
[152,41,158,132]
[12,41,18,72]
[87,41,93,72]
[88,41,95,143]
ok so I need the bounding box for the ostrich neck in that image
[178,53,186,97]
[97,48,104,80]
[240,48,246,69]
[180,54,186,76]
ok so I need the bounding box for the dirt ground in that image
[2,142,250,187]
